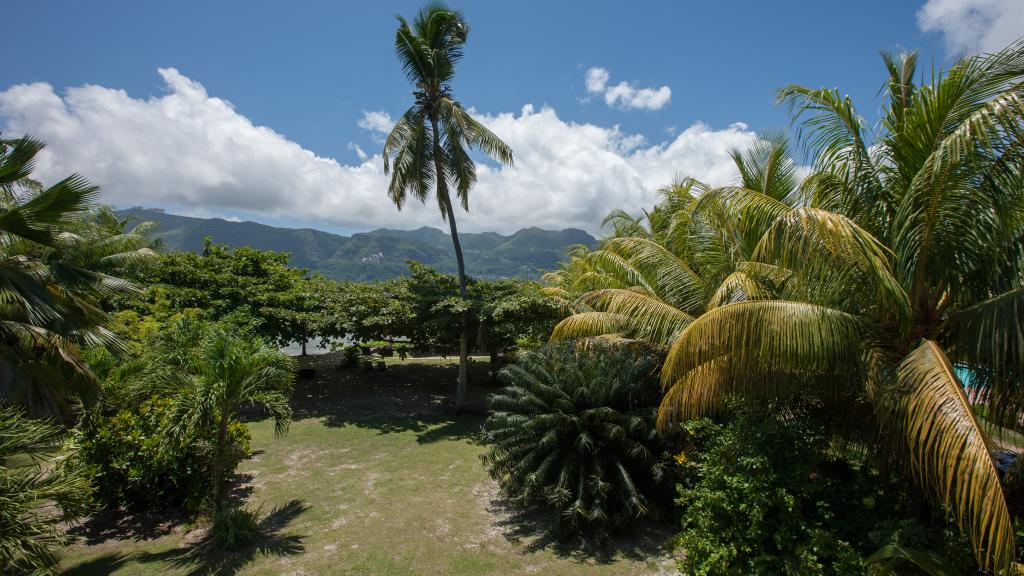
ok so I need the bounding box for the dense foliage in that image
[482,342,667,541]
[674,410,975,575]
[0,137,157,421]
[548,41,1024,568]
[75,395,251,512]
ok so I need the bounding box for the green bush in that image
[481,341,667,541]
[674,411,869,575]
[673,410,978,576]
[75,396,251,512]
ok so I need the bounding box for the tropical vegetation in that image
[547,40,1024,571]
[383,2,514,411]
[481,341,666,541]
[0,3,1022,575]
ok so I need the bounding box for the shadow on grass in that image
[281,355,495,429]
[489,496,675,565]
[135,500,309,576]
[61,552,131,576]
[68,508,188,545]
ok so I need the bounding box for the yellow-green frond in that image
[883,340,1015,573]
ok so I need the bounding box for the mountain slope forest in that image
[117,207,597,280]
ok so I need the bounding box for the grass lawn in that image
[59,353,677,576]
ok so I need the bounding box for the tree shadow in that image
[285,353,494,428]
[135,500,309,576]
[60,552,131,576]
[68,508,188,545]
[488,495,675,565]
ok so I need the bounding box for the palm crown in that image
[549,40,1024,571]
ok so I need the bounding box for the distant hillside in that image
[118,208,597,281]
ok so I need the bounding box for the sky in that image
[1,0,1021,236]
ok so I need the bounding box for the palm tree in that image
[165,323,294,516]
[0,405,90,574]
[383,2,513,410]
[547,135,800,348]
[552,41,1024,571]
[0,136,155,420]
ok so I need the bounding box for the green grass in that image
[59,359,675,575]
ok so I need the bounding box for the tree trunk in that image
[490,349,500,382]
[431,117,469,413]
[212,412,229,516]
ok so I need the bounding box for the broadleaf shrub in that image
[673,409,977,575]
[75,396,251,512]
[481,340,667,541]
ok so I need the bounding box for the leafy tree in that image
[0,405,90,574]
[136,240,320,348]
[383,2,514,411]
[472,278,560,374]
[481,341,665,541]
[163,322,294,517]
[551,41,1024,570]
[333,277,415,345]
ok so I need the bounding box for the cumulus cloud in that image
[585,67,610,93]
[0,69,757,234]
[584,67,671,111]
[918,0,1024,54]
[357,110,393,134]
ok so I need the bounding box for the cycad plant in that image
[481,341,664,540]
[552,40,1024,570]
[0,405,90,575]
[383,2,513,411]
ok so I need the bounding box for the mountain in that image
[117,208,598,281]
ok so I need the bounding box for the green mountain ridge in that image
[118,207,597,280]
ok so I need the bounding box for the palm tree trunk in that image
[431,117,469,413]
[212,412,229,516]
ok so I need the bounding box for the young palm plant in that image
[383,2,513,411]
[164,323,294,518]
[481,341,664,541]
[553,41,1024,571]
[0,405,90,574]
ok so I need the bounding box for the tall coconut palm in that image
[383,2,513,411]
[553,41,1024,571]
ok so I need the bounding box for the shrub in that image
[481,341,666,541]
[75,396,251,512]
[211,505,262,549]
[673,409,978,576]
[674,411,870,575]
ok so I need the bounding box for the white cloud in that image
[0,69,758,235]
[584,66,671,111]
[585,67,610,93]
[347,142,368,161]
[918,0,1024,54]
[357,110,393,134]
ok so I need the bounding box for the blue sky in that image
[1,0,1019,234]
